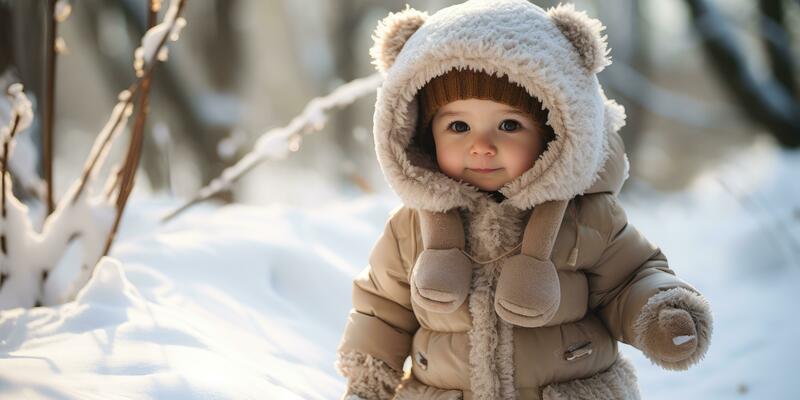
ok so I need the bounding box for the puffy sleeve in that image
[583,194,712,369]
[336,208,420,399]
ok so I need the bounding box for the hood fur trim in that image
[372,0,627,212]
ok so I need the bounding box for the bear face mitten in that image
[412,200,569,326]
[633,287,713,370]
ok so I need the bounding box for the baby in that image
[337,1,713,399]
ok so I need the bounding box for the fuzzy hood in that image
[371,0,629,212]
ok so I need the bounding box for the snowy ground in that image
[0,140,797,399]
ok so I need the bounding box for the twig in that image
[161,72,382,222]
[1,111,20,261]
[103,0,184,256]
[102,78,152,256]
[1,113,21,219]
[103,165,123,199]
[72,79,141,202]
[71,82,138,203]
[42,0,58,215]
[72,0,183,204]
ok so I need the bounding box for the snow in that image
[133,0,187,78]
[618,138,800,399]
[1,195,392,399]
[0,139,797,399]
[54,0,72,23]
[0,85,130,309]
[0,173,118,309]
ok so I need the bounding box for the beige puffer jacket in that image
[337,1,713,399]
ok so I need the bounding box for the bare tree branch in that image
[103,0,185,256]
[162,73,382,223]
[71,81,138,203]
[69,0,231,192]
[758,0,797,100]
[42,0,58,215]
[115,0,237,188]
[684,0,800,146]
[1,114,21,221]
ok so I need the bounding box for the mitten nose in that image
[410,248,473,313]
[494,254,561,327]
[657,308,698,362]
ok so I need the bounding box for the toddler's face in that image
[432,99,547,191]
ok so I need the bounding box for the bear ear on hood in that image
[370,5,428,74]
[547,4,611,74]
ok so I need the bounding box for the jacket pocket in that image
[555,312,618,381]
[410,329,471,390]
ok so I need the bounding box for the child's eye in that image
[448,121,470,133]
[499,119,521,132]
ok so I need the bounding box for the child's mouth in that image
[469,168,502,174]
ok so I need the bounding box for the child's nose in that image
[470,134,497,156]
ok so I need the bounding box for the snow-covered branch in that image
[54,0,73,23]
[102,0,178,257]
[133,0,186,78]
[1,83,34,214]
[72,90,135,203]
[0,84,33,148]
[73,0,186,205]
[162,72,383,222]
[0,0,188,310]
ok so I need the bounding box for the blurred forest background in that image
[1,0,799,209]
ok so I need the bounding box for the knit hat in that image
[417,68,541,132]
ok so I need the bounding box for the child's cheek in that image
[507,142,538,178]
[436,144,464,178]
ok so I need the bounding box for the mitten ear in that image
[370,5,428,74]
[547,4,611,74]
[411,209,472,314]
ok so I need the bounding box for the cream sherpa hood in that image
[371,0,628,212]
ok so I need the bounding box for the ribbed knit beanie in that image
[418,68,542,131]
